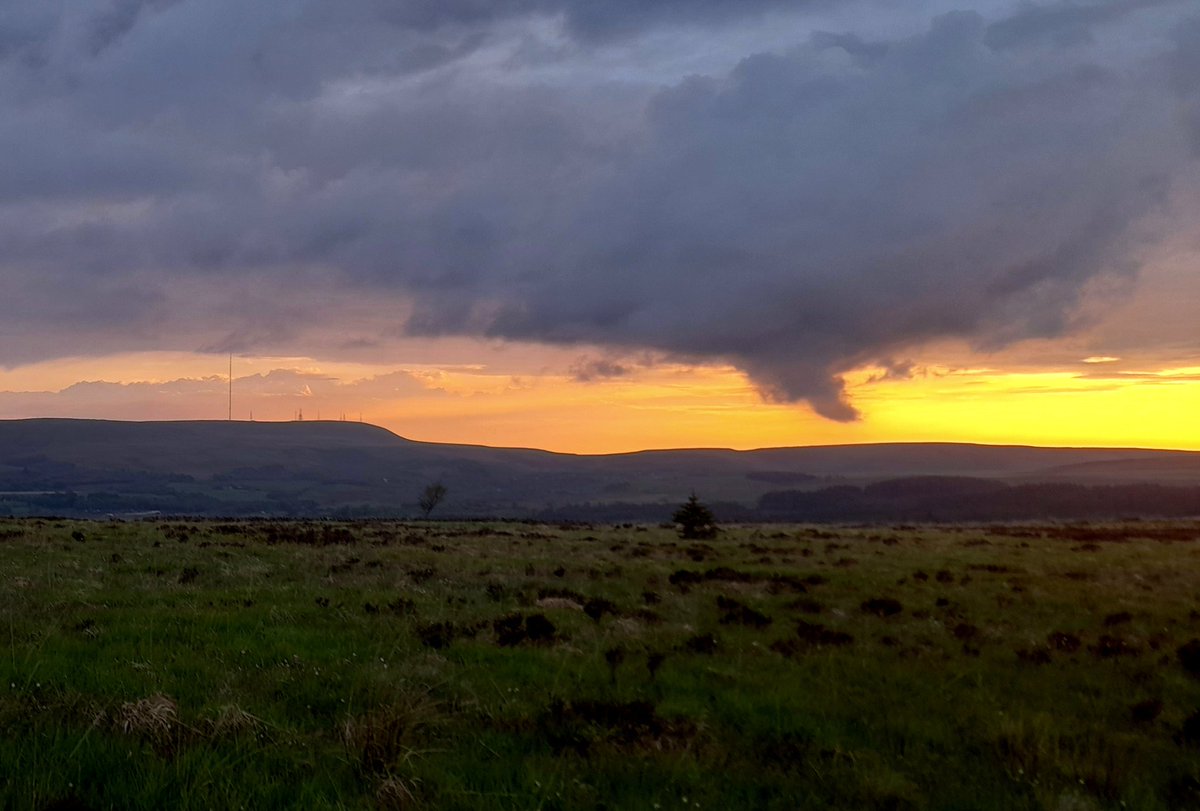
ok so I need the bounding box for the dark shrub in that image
[684,632,718,655]
[952,623,979,641]
[417,622,455,649]
[584,597,619,623]
[1177,639,1200,677]
[794,620,854,647]
[1181,711,1200,746]
[669,569,703,587]
[387,598,415,616]
[1047,631,1082,653]
[1131,699,1163,724]
[1104,611,1133,627]
[525,613,556,642]
[787,597,824,614]
[716,596,772,629]
[493,614,526,647]
[493,613,557,646]
[1016,646,1052,665]
[537,699,682,756]
[604,646,624,683]
[861,598,903,618]
[1091,635,1139,658]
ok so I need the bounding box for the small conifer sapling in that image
[672,493,718,539]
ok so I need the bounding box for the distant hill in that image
[1,418,1199,519]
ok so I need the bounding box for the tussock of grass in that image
[114,694,177,740]
[375,775,419,809]
[342,693,442,775]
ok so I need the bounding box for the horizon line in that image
[2,415,1198,458]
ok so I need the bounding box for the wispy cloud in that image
[0,368,438,422]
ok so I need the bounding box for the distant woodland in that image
[534,479,1200,524]
[12,479,1195,523]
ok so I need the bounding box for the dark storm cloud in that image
[295,0,807,41]
[0,1,1197,419]
[984,0,1182,49]
[554,0,805,41]
[570,357,633,382]
[87,0,186,57]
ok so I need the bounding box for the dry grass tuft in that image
[376,775,419,809]
[115,694,177,740]
[208,704,266,737]
[343,697,440,774]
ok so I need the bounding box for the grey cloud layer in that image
[1,1,1197,418]
[0,369,435,421]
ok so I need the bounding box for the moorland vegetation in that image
[2,518,1200,809]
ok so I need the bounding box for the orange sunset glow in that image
[1,1,1197,454]
[3,343,1199,454]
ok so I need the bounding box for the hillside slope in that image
[1,419,1198,518]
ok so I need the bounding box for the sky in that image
[1,0,1198,453]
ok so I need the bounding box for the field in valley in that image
[2,518,1200,810]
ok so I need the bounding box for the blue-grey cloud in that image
[984,0,1183,49]
[0,1,1197,420]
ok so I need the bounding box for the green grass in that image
[1,518,1200,809]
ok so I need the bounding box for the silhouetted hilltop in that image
[1,419,1199,519]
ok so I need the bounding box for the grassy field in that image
[2,518,1200,810]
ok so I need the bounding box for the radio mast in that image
[228,353,232,421]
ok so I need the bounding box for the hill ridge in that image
[1,418,1199,517]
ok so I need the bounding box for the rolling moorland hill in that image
[2,418,1200,519]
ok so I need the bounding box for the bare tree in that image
[418,482,448,518]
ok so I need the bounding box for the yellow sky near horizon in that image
[1,346,1199,454]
